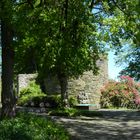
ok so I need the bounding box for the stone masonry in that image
[17,58,108,106]
[17,74,37,93]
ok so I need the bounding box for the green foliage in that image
[18,94,61,108]
[13,0,102,106]
[0,113,69,140]
[118,47,140,81]
[19,81,43,97]
[68,96,78,107]
[100,76,140,109]
[39,95,62,108]
[18,92,78,108]
[17,81,46,106]
[48,108,103,117]
[1,0,140,115]
[14,0,101,77]
[48,108,76,117]
[93,0,140,80]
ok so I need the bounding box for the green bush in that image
[48,108,103,117]
[18,94,62,108]
[100,76,140,109]
[68,96,78,107]
[48,108,78,117]
[19,81,43,97]
[42,95,78,108]
[37,95,62,108]
[17,81,46,106]
[18,89,78,108]
[17,80,78,108]
[0,113,69,140]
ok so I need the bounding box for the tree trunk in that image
[58,73,69,107]
[0,21,16,119]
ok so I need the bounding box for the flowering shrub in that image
[100,76,140,109]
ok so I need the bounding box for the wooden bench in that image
[75,104,99,111]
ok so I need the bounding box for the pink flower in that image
[120,75,134,85]
[133,89,139,96]
[124,90,129,95]
[135,97,140,105]
[114,90,119,94]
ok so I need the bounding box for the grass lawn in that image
[0,112,70,140]
[48,108,103,117]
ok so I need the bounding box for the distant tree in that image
[98,0,140,80]
[118,47,140,81]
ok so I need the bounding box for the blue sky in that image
[108,51,123,80]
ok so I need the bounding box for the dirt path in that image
[52,110,140,140]
[5,107,140,140]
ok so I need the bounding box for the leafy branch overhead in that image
[0,0,139,117]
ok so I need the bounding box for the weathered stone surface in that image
[68,58,108,105]
[17,58,108,106]
[17,74,37,93]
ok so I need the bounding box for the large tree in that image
[14,0,101,106]
[0,0,38,118]
[0,0,16,118]
[1,0,139,118]
[14,0,140,105]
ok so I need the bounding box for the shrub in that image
[0,113,69,140]
[48,108,103,117]
[18,89,78,108]
[68,96,78,107]
[100,76,140,109]
[48,108,78,117]
[17,81,46,106]
[18,94,62,108]
[39,95,62,108]
[17,80,78,108]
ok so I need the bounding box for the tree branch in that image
[89,0,102,9]
[112,0,129,15]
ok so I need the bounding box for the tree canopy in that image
[0,0,140,117]
[92,0,140,80]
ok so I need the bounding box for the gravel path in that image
[1,106,140,140]
[52,110,140,140]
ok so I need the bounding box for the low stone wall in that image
[17,58,108,106]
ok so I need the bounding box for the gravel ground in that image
[52,110,140,140]
[1,106,140,140]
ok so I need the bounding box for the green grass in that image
[48,108,103,117]
[0,113,70,140]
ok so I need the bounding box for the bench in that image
[75,104,99,111]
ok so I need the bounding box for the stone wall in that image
[17,74,37,93]
[17,58,108,106]
[68,58,108,105]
